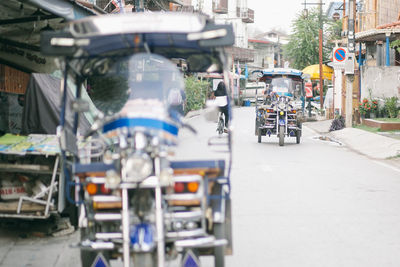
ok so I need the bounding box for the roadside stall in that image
[0,0,102,221]
[0,68,92,219]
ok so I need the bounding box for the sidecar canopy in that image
[41,12,234,73]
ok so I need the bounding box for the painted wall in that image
[362,0,400,30]
[360,66,400,99]
[248,42,274,68]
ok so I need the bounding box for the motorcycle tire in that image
[133,252,157,267]
[258,128,261,143]
[213,223,225,267]
[255,119,259,136]
[296,130,301,144]
[279,125,285,146]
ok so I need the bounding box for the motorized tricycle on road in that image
[41,12,234,267]
[254,68,305,146]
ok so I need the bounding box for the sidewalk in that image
[304,119,400,166]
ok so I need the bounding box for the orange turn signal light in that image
[86,183,98,195]
[187,182,199,193]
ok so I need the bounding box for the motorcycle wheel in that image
[133,252,157,267]
[257,128,262,143]
[255,119,259,135]
[278,125,284,146]
[296,130,301,144]
[80,230,111,267]
[213,223,225,267]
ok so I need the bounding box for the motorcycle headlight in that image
[134,132,147,150]
[125,153,153,182]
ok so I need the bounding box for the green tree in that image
[284,9,341,70]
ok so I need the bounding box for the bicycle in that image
[217,112,225,135]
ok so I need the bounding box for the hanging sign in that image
[305,82,313,98]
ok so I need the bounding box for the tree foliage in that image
[184,75,209,114]
[284,9,342,70]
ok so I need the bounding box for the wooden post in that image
[318,0,324,110]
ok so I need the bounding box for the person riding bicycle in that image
[214,81,229,132]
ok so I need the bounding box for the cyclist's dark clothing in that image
[214,82,229,127]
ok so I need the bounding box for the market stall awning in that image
[302,64,333,80]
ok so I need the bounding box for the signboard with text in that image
[305,82,313,98]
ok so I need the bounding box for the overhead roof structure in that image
[355,28,400,42]
[0,0,103,72]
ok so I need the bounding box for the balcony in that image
[213,0,228,14]
[225,46,254,63]
[176,5,195,12]
[240,8,254,23]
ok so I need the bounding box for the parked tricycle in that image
[254,68,305,146]
[41,12,234,267]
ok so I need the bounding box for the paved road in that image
[1,106,400,267]
[222,107,400,267]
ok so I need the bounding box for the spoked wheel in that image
[296,130,301,144]
[217,117,224,135]
[278,125,285,146]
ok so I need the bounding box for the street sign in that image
[332,62,345,70]
[344,53,355,75]
[305,82,313,98]
[333,47,346,62]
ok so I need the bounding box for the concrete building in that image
[250,30,289,69]
[173,0,255,63]
[328,0,400,119]
[355,0,400,100]
[248,38,274,70]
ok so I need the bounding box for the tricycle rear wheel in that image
[214,223,225,267]
[296,130,301,144]
[279,125,285,146]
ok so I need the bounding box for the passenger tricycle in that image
[41,12,234,267]
[254,68,305,146]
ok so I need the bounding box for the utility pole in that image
[345,0,356,127]
[302,0,325,110]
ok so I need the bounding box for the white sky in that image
[247,0,335,34]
